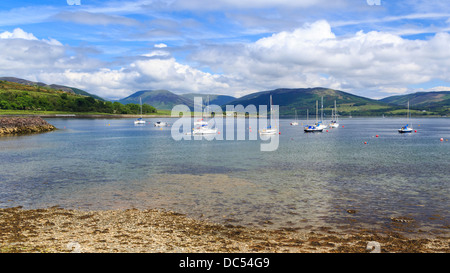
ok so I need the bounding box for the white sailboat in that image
[304,101,323,132]
[191,95,217,135]
[134,97,146,125]
[315,96,327,130]
[154,120,168,127]
[328,100,339,128]
[398,100,413,133]
[260,95,278,135]
[290,110,299,126]
[194,118,208,126]
[191,125,218,135]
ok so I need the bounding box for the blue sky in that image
[1,0,450,100]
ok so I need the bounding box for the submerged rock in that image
[0,116,56,135]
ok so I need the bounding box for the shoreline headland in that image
[0,116,56,136]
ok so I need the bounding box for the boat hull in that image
[259,129,277,135]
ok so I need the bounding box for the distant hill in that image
[380,91,450,115]
[180,93,236,107]
[119,90,236,110]
[225,87,394,116]
[0,77,105,101]
[119,90,194,110]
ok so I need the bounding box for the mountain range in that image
[118,90,236,110]
[1,77,449,116]
[119,87,450,116]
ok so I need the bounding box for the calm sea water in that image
[0,117,449,236]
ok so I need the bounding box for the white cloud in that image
[154,43,167,48]
[2,22,450,100]
[0,28,38,40]
[427,86,450,92]
[189,20,450,98]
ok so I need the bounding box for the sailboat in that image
[304,101,323,132]
[194,118,208,126]
[154,120,168,127]
[134,97,146,125]
[313,96,327,130]
[328,100,339,128]
[260,95,278,135]
[398,100,413,133]
[290,110,299,126]
[191,95,217,135]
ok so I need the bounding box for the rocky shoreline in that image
[0,116,56,135]
[0,207,448,253]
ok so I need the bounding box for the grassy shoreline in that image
[0,206,448,253]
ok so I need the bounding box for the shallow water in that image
[0,117,449,236]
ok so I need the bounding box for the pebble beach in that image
[0,206,448,253]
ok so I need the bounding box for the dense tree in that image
[0,91,157,114]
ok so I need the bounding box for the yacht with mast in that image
[304,101,323,132]
[290,110,299,126]
[398,100,413,133]
[328,100,339,128]
[134,97,146,125]
[260,95,278,135]
[191,95,218,135]
[314,96,327,130]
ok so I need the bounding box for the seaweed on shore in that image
[0,116,56,135]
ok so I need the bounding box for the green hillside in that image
[180,93,236,107]
[225,87,395,117]
[0,80,156,115]
[380,91,450,115]
[0,77,105,101]
[119,90,194,110]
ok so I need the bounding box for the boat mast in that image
[321,96,323,123]
[407,100,411,127]
[316,100,318,124]
[334,100,338,122]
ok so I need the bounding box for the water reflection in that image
[0,117,449,236]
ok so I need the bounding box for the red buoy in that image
[376,135,379,138]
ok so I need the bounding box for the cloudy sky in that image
[1,0,450,100]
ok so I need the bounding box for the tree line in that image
[0,91,157,114]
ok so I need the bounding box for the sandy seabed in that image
[0,206,448,253]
